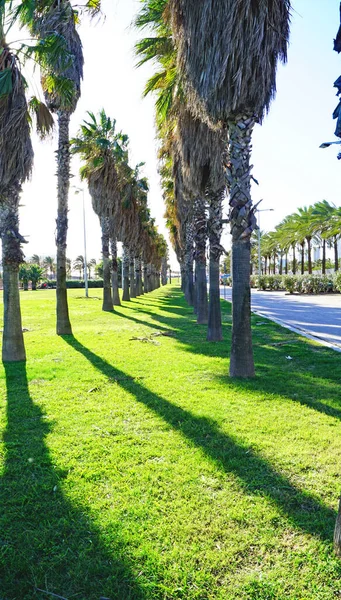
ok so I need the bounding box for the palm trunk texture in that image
[194,197,208,324]
[334,237,339,272]
[184,222,194,306]
[135,257,142,295]
[227,118,256,378]
[56,111,72,335]
[322,239,326,275]
[122,245,130,301]
[292,246,296,275]
[143,264,148,293]
[130,258,136,298]
[301,243,305,275]
[101,217,113,311]
[207,191,223,340]
[1,197,26,361]
[110,237,121,306]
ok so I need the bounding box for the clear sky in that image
[16,0,341,268]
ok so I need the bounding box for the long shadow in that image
[113,307,172,333]
[0,362,146,600]
[123,288,341,421]
[62,335,336,544]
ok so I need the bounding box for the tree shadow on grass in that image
[113,307,172,333]
[62,335,336,544]
[0,362,146,600]
[123,288,341,421]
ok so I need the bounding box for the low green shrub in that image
[335,272,341,292]
[267,275,283,291]
[283,275,295,294]
[258,275,267,290]
[45,279,104,289]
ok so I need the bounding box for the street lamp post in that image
[256,208,274,278]
[73,186,88,298]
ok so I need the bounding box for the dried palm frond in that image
[28,96,54,139]
[170,0,291,123]
[176,107,226,195]
[0,49,33,196]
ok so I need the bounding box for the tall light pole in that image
[73,186,89,298]
[256,208,274,277]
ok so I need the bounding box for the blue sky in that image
[18,0,341,268]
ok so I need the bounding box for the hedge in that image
[248,273,341,294]
[44,280,104,289]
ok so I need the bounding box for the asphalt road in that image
[220,287,341,351]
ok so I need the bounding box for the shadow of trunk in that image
[0,362,145,600]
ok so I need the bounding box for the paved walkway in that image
[220,287,341,351]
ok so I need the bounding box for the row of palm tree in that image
[25,255,99,279]
[0,0,168,362]
[134,0,291,377]
[259,201,341,275]
[71,110,168,312]
[0,0,103,361]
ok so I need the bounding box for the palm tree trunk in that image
[56,111,72,335]
[194,196,208,324]
[161,257,168,285]
[1,197,26,361]
[101,217,113,311]
[226,118,256,377]
[143,263,148,293]
[122,245,130,301]
[147,263,152,292]
[292,245,296,275]
[307,238,312,274]
[110,237,121,306]
[285,252,288,275]
[184,221,194,306]
[265,256,268,275]
[334,236,339,272]
[301,242,305,275]
[135,257,142,295]
[207,190,223,339]
[130,257,136,298]
[322,239,326,275]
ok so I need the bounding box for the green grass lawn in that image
[1,285,341,600]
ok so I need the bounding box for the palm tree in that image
[292,206,316,275]
[30,254,42,266]
[71,110,128,312]
[19,265,30,291]
[311,201,336,274]
[29,264,44,290]
[87,258,96,279]
[169,0,291,377]
[73,255,85,279]
[135,1,224,334]
[0,7,55,361]
[30,0,84,335]
[43,256,56,279]
[177,108,226,335]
